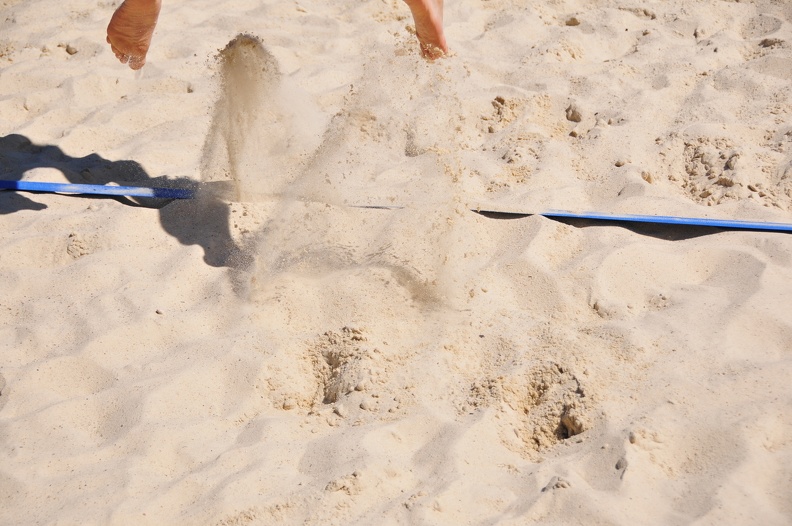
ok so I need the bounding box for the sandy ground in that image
[1,0,792,523]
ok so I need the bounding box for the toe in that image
[128,55,146,70]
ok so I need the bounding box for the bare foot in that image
[403,0,448,59]
[106,0,162,70]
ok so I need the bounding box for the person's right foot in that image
[403,0,448,59]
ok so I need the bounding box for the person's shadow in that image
[0,133,246,269]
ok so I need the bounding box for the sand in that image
[1,0,792,523]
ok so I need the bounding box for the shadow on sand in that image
[0,133,248,268]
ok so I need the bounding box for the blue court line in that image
[477,208,792,232]
[3,180,791,232]
[0,180,194,199]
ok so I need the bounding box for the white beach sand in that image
[1,0,791,523]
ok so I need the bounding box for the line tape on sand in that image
[471,208,792,232]
[0,180,194,199]
[4,180,791,232]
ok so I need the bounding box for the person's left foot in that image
[106,0,162,70]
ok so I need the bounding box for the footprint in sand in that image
[466,362,589,458]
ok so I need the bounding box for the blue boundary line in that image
[4,180,791,232]
[0,180,194,199]
[539,209,792,232]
